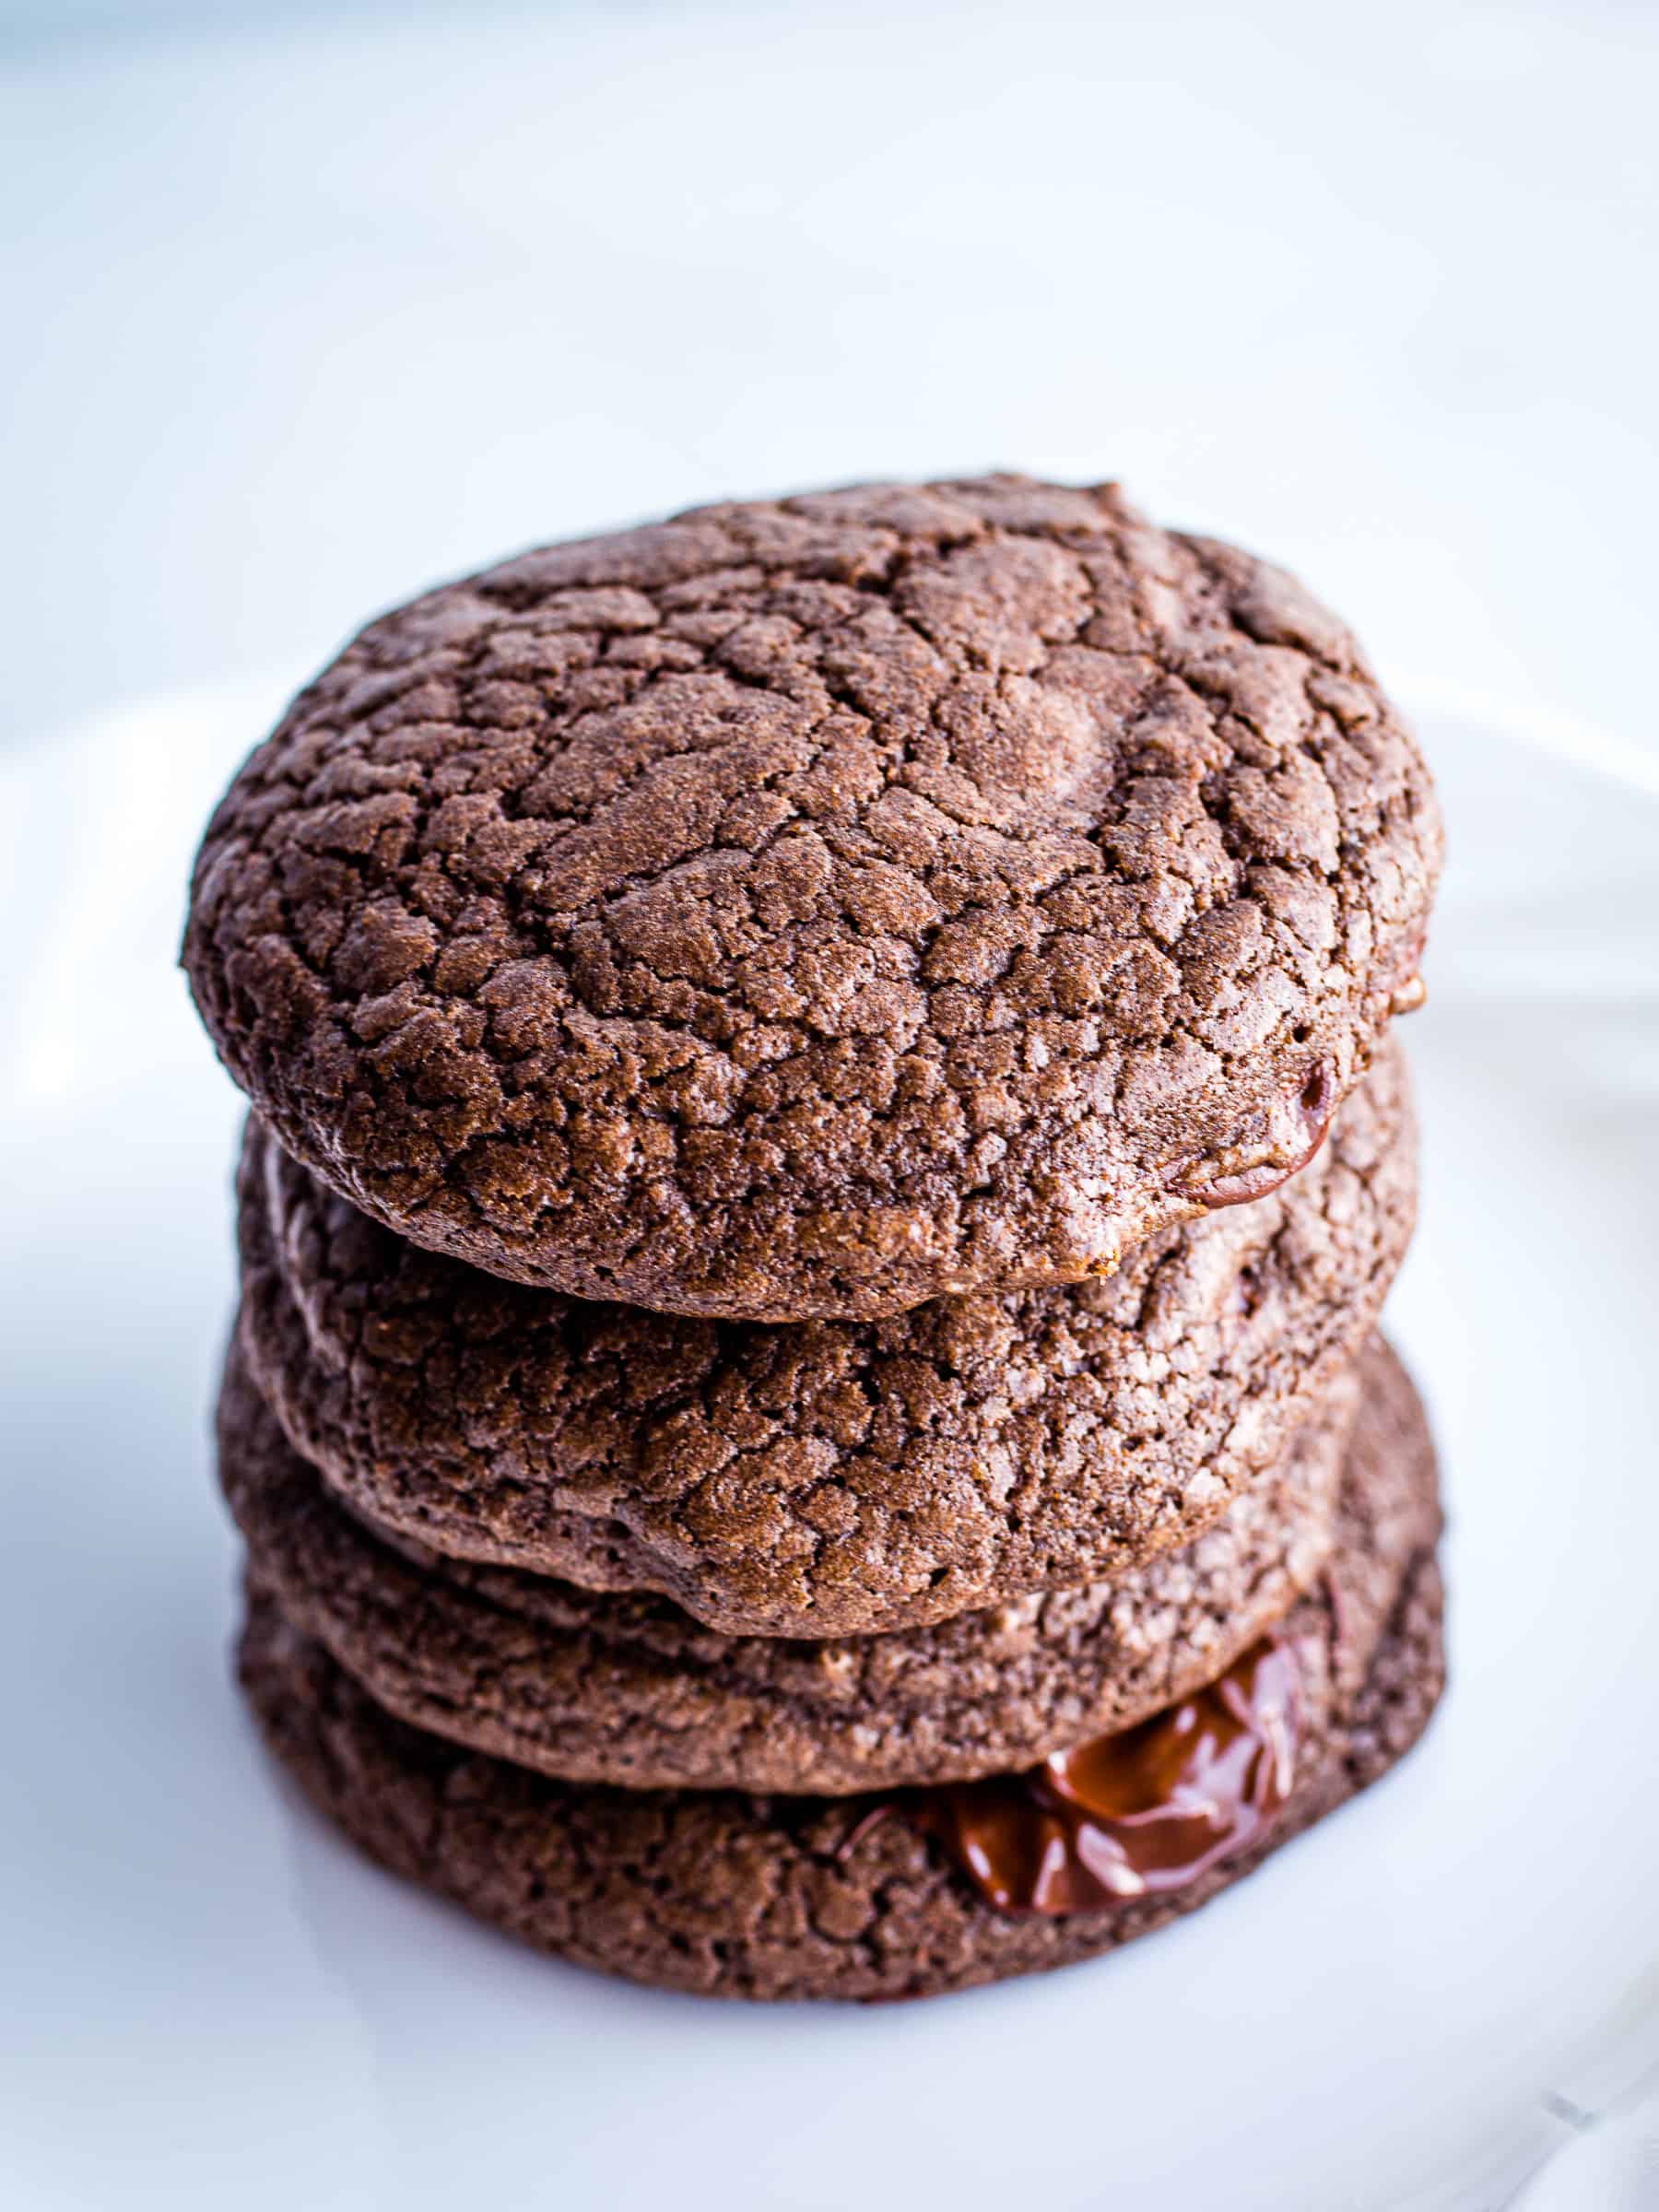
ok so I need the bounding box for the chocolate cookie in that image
[217,1341,1389,1794]
[233,1348,1443,2000]
[184,475,1439,1322]
[235,1043,1415,1637]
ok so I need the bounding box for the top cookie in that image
[183,475,1440,1320]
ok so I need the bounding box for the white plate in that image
[3,685,1655,2212]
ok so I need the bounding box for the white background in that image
[3,6,1658,2209]
[2,0,1657,769]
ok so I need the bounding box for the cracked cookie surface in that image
[236,1043,1415,1637]
[219,1342,1429,1794]
[234,1341,1442,2001]
[185,475,1440,1320]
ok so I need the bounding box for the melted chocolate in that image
[1174,1063,1335,1212]
[1382,929,1429,1019]
[904,1635,1300,1915]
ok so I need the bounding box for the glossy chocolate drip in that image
[1176,1064,1335,1212]
[903,1635,1300,1915]
[1382,926,1429,1019]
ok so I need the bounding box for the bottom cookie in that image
[235,1359,1444,2002]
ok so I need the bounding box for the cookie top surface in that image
[234,1347,1444,2000]
[235,1041,1415,1636]
[184,474,1439,1320]
[218,1340,1389,1794]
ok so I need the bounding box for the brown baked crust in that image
[232,1354,1443,2001]
[218,1343,1445,1794]
[233,1042,1414,1637]
[184,475,1440,1322]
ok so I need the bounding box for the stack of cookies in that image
[183,476,1445,2001]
